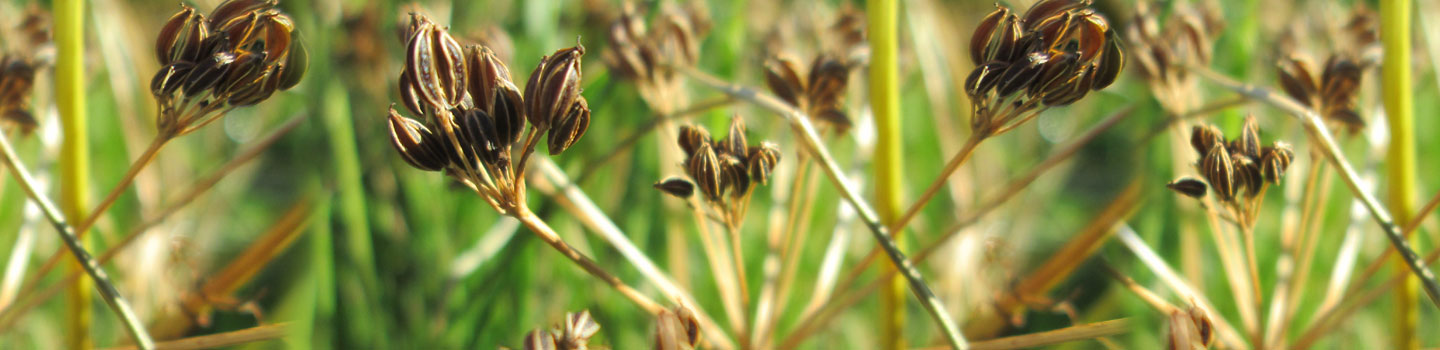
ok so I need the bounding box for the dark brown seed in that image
[277,37,308,90]
[405,18,467,110]
[1277,56,1318,106]
[654,177,696,199]
[677,124,711,157]
[1325,108,1365,134]
[996,52,1048,97]
[1260,142,1293,184]
[151,62,195,99]
[1232,153,1263,198]
[965,61,1009,99]
[747,142,781,185]
[1190,124,1223,156]
[262,13,295,63]
[723,116,748,156]
[1021,0,1088,27]
[388,108,448,171]
[1091,30,1125,90]
[656,10,701,67]
[490,79,526,145]
[723,155,750,198]
[1177,13,1212,65]
[970,5,1012,65]
[814,107,852,134]
[465,45,511,110]
[1237,115,1261,159]
[984,15,1023,64]
[209,0,273,27]
[764,56,806,108]
[184,51,238,97]
[219,52,268,96]
[156,5,208,66]
[220,12,264,51]
[1201,143,1235,201]
[398,69,429,117]
[228,64,282,106]
[1075,10,1109,63]
[1032,12,1074,51]
[556,310,599,349]
[1166,177,1208,199]
[1321,55,1362,103]
[807,55,850,108]
[547,96,590,155]
[688,142,723,201]
[1031,51,1079,96]
[525,44,585,131]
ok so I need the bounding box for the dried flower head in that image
[554,310,601,350]
[0,55,38,134]
[661,116,780,228]
[1174,116,1293,225]
[150,0,307,137]
[763,53,855,133]
[604,2,710,107]
[965,0,1124,136]
[1127,2,1222,88]
[653,306,701,350]
[1276,54,1366,134]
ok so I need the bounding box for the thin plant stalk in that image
[868,0,914,347]
[1380,0,1420,346]
[894,135,982,233]
[922,319,1129,350]
[0,115,303,332]
[0,131,155,350]
[681,66,968,349]
[54,0,92,346]
[1114,224,1247,349]
[510,206,665,314]
[1186,64,1440,309]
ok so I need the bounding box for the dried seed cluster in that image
[764,53,854,132]
[606,3,709,90]
[653,306,701,350]
[1276,54,1365,133]
[0,56,37,134]
[151,0,307,136]
[655,117,780,228]
[1165,306,1216,350]
[509,310,601,350]
[386,13,590,213]
[1168,116,1293,206]
[1127,3,1222,88]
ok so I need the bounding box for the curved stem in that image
[893,134,984,233]
[510,206,664,315]
[0,130,155,349]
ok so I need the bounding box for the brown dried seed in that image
[1033,11,1074,51]
[456,107,502,166]
[997,52,1048,97]
[1091,30,1124,90]
[151,62,194,99]
[1031,51,1079,96]
[219,52,268,96]
[388,108,448,171]
[814,107,852,134]
[405,18,467,110]
[748,143,781,185]
[722,155,750,198]
[227,64,282,106]
[465,45,511,110]
[1260,142,1293,184]
[1236,115,1261,159]
[964,61,1009,99]
[1326,108,1365,134]
[764,56,805,107]
[490,78,526,145]
[398,69,429,117]
[522,329,556,350]
[209,0,274,28]
[654,177,696,199]
[984,15,1023,64]
[1189,124,1223,156]
[1022,0,1089,27]
[1167,177,1208,199]
[688,142,723,201]
[1201,143,1236,201]
[806,55,850,108]
[262,13,295,63]
[547,96,590,155]
[1233,153,1263,198]
[656,10,701,67]
[723,116,748,156]
[183,51,237,97]
[156,5,207,66]
[1165,309,1203,350]
[1188,306,1216,348]
[556,310,600,350]
[677,124,711,157]
[525,44,585,131]
[220,12,264,51]
[970,5,1012,65]
[1177,12,1212,65]
[654,307,700,350]
[1075,11,1109,63]
[277,37,308,90]
[1321,55,1362,102]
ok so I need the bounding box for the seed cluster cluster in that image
[606,3,709,92]
[1127,3,1222,88]
[0,56,37,134]
[386,13,590,213]
[652,306,701,350]
[513,310,601,350]
[1276,55,1366,133]
[764,54,853,132]
[151,0,307,136]
[1168,116,1293,205]
[965,0,1124,135]
[655,118,780,227]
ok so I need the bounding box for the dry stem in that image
[511,205,665,314]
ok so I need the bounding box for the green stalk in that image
[54,0,91,347]
[868,0,908,349]
[1380,0,1418,348]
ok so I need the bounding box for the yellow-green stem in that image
[1381,0,1418,348]
[869,0,909,348]
[55,0,90,347]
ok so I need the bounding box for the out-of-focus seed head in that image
[1167,177,1208,199]
[806,55,850,112]
[1260,141,1293,184]
[722,117,748,157]
[156,5,208,66]
[765,55,806,108]
[655,9,701,68]
[1235,115,1261,159]
[747,143,781,185]
[547,96,590,155]
[1232,153,1263,198]
[653,307,701,350]
[387,108,449,171]
[0,56,39,134]
[654,177,696,199]
[1165,309,1204,350]
[1189,124,1223,156]
[555,310,600,350]
[677,124,712,157]
[522,329,557,350]
[687,142,723,201]
[525,44,585,132]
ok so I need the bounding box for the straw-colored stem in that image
[0,131,155,350]
[1237,221,1264,350]
[527,157,735,349]
[928,319,1128,350]
[894,135,983,233]
[1187,64,1440,309]
[1114,224,1247,349]
[1380,0,1419,346]
[99,323,287,350]
[690,198,745,337]
[510,205,664,315]
[682,67,967,349]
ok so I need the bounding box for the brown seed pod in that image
[1201,143,1236,201]
[219,12,264,52]
[209,0,274,28]
[996,51,1048,97]
[654,177,696,199]
[722,116,748,157]
[1236,115,1261,159]
[219,51,268,96]
[606,5,650,82]
[655,9,701,68]
[1022,0,1089,27]
[183,51,237,97]
[277,37,308,90]
[677,124,712,157]
[465,45,511,110]
[984,14,1023,64]
[522,329,557,350]
[764,56,806,108]
[156,5,208,66]
[1232,153,1263,198]
[1091,30,1125,90]
[970,5,1013,65]
[490,77,526,145]
[151,62,194,99]
[1167,177,1208,199]
[227,64,282,107]
[404,16,467,110]
[1260,141,1293,184]
[1320,55,1362,104]
[747,143,781,185]
[1032,11,1074,52]
[457,107,504,166]
[1189,124,1224,156]
[555,310,600,350]
[722,154,750,199]
[1187,306,1216,348]
[261,13,295,63]
[387,108,449,171]
[1075,10,1109,63]
[398,69,429,117]
[687,142,723,201]
[1031,51,1079,97]
[547,96,590,155]
[806,55,850,110]
[654,307,701,350]
[525,44,585,132]
[1041,65,1091,106]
